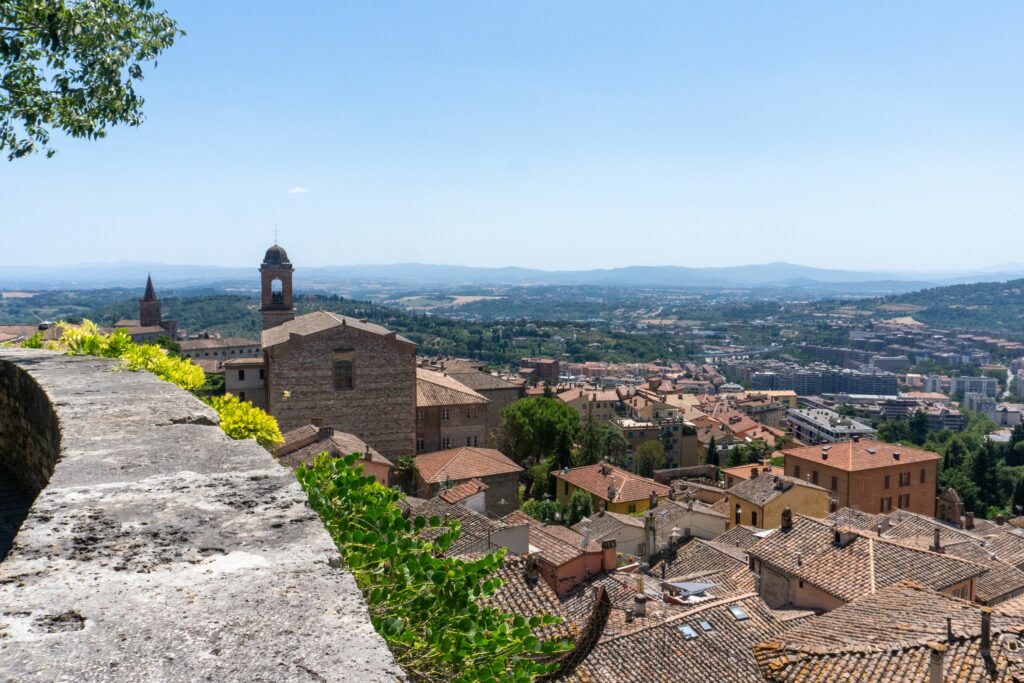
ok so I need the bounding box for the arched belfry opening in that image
[260,243,296,331]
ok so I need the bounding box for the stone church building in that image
[263,309,418,461]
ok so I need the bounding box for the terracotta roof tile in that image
[784,439,940,472]
[416,368,489,407]
[415,447,522,484]
[552,463,670,504]
[439,478,489,504]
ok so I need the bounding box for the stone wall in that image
[266,324,417,460]
[0,349,403,682]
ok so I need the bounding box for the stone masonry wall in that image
[0,349,403,682]
[266,325,417,460]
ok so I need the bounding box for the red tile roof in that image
[551,463,670,504]
[416,368,489,407]
[439,478,488,504]
[415,447,522,484]
[784,439,940,472]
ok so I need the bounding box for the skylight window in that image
[678,624,698,640]
[698,620,713,632]
[728,605,750,621]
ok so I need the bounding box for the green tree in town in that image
[565,488,593,526]
[635,439,665,478]
[497,397,580,469]
[1,0,183,159]
[970,441,999,509]
[877,418,911,444]
[705,435,719,467]
[521,497,561,525]
[393,456,418,494]
[908,410,929,445]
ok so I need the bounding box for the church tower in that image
[139,275,162,328]
[260,243,295,331]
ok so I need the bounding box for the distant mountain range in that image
[4,261,1024,295]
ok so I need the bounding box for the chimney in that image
[523,555,540,584]
[781,507,793,531]
[750,467,759,479]
[930,528,943,553]
[795,551,802,567]
[893,451,901,461]
[310,416,324,428]
[633,593,648,617]
[946,616,953,641]
[981,608,992,658]
[852,434,860,443]
[926,643,946,683]
[318,425,334,439]
[965,511,975,529]
[996,514,1006,526]
[876,523,883,537]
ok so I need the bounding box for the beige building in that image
[722,472,831,530]
[223,357,266,409]
[413,446,522,516]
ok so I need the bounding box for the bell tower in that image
[139,274,162,328]
[260,243,295,331]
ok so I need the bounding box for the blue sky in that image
[3,2,1023,271]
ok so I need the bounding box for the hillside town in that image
[7,243,1024,681]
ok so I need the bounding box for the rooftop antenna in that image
[273,224,279,245]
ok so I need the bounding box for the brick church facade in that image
[262,306,418,461]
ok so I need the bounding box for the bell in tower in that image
[260,244,295,331]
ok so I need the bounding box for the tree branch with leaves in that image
[1,0,182,159]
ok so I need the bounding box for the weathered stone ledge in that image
[0,349,403,682]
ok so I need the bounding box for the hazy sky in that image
[3,2,1024,271]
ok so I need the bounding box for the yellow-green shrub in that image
[45,319,282,450]
[203,394,284,449]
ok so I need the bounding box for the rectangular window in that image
[333,349,355,390]
[794,465,801,479]
[237,369,245,381]
[441,438,451,449]
[735,504,742,526]
[751,510,758,526]
[441,408,450,421]
[884,475,890,489]
[899,493,910,509]
[466,437,472,446]
[238,391,246,401]
[259,369,265,380]
[920,469,926,484]
[472,436,478,447]
[628,504,637,514]
[564,481,569,495]
[899,472,911,487]
[811,471,818,485]
[416,438,424,452]
[830,476,838,491]
[880,496,892,512]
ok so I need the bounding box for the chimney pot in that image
[633,594,648,617]
[927,642,946,683]
[931,527,943,553]
[981,608,992,656]
[750,467,759,478]
[893,451,901,461]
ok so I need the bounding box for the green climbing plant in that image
[297,452,572,682]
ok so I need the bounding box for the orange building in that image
[782,439,940,517]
